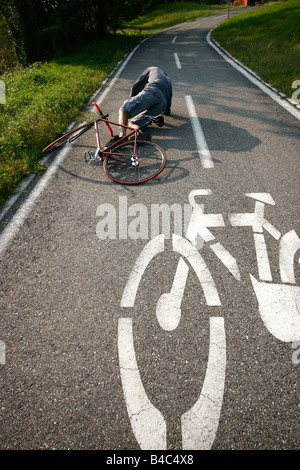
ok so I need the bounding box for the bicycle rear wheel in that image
[43,122,93,153]
[103,140,166,184]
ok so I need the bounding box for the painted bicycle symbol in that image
[118,190,300,450]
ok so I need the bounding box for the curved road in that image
[0,9,299,451]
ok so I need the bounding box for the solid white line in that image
[185,95,214,168]
[0,144,71,256]
[174,52,182,69]
[206,30,300,122]
[0,174,35,222]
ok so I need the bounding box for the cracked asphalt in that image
[0,8,299,451]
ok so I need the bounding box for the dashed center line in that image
[185,95,214,168]
[174,52,182,69]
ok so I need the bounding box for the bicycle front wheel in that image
[103,140,167,184]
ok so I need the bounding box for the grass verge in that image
[212,0,300,98]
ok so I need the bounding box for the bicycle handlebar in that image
[92,102,113,136]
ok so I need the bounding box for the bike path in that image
[0,9,299,451]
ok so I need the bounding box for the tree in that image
[0,0,41,64]
[0,0,147,65]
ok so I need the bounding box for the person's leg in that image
[118,109,139,137]
[118,89,159,137]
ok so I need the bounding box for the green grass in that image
[124,2,229,33]
[212,0,300,97]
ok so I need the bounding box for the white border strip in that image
[0,144,71,256]
[206,30,300,122]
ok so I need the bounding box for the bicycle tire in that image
[103,140,167,185]
[42,122,93,153]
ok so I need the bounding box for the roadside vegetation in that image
[212,0,300,97]
[0,1,298,209]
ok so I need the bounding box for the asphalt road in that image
[0,9,299,452]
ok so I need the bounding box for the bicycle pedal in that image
[84,151,101,165]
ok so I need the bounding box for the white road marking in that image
[172,36,177,44]
[95,44,141,106]
[118,317,167,450]
[172,234,221,306]
[279,230,300,284]
[210,242,241,281]
[246,193,275,205]
[253,233,272,281]
[185,95,214,168]
[174,52,182,69]
[121,235,165,307]
[95,34,157,107]
[181,317,226,449]
[0,143,72,256]
[250,275,300,342]
[250,230,300,342]
[156,257,189,331]
[187,23,201,30]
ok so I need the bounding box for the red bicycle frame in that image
[91,101,141,162]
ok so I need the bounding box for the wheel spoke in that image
[104,141,166,184]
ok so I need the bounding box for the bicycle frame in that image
[43,101,167,185]
[89,102,142,165]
